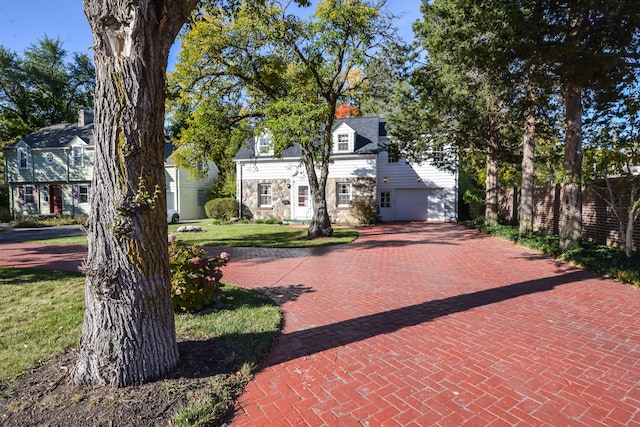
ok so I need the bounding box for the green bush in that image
[254,218,282,225]
[463,189,485,220]
[0,206,11,222]
[168,236,230,313]
[205,198,238,220]
[350,196,378,225]
[465,221,640,288]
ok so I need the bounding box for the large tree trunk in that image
[73,0,199,387]
[560,81,583,249]
[484,131,499,225]
[519,70,537,236]
[304,118,333,239]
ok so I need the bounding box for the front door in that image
[50,185,63,214]
[293,183,313,220]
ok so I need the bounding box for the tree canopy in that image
[0,36,95,143]
[168,0,400,237]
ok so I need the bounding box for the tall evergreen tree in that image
[0,36,95,143]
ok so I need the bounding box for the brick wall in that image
[498,179,639,252]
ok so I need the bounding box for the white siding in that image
[377,148,457,222]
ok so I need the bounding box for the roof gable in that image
[5,122,94,151]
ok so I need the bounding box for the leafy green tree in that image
[0,36,95,143]
[584,89,640,257]
[169,0,398,238]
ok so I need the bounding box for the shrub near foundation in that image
[205,198,238,220]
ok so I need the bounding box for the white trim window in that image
[18,149,28,169]
[78,184,89,204]
[336,134,350,152]
[258,183,272,207]
[21,185,36,205]
[337,183,352,206]
[72,146,84,167]
[380,191,391,208]
[256,134,273,155]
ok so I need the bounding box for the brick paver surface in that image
[212,223,640,426]
[2,223,640,426]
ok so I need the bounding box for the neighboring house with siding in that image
[3,110,216,220]
[234,116,458,224]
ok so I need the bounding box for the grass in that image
[0,268,85,382]
[466,221,640,287]
[0,267,282,425]
[27,220,360,247]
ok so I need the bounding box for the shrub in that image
[205,198,238,220]
[168,235,230,313]
[350,196,378,225]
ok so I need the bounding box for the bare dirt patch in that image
[0,337,240,426]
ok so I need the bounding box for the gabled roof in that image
[234,116,387,161]
[4,122,94,151]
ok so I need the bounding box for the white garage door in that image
[394,189,444,222]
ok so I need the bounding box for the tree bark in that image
[73,0,199,387]
[484,131,499,225]
[560,81,583,249]
[519,69,537,235]
[304,119,333,238]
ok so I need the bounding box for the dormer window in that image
[256,134,273,155]
[18,149,28,169]
[337,134,349,151]
[72,146,84,167]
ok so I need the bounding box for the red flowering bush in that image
[168,234,230,313]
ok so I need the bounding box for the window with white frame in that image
[18,149,28,169]
[337,183,352,206]
[78,184,89,204]
[380,191,391,208]
[336,134,349,152]
[256,134,272,155]
[197,189,205,206]
[23,185,35,204]
[258,183,272,207]
[72,146,84,167]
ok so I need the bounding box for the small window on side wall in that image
[258,183,272,207]
[337,183,352,206]
[380,192,391,208]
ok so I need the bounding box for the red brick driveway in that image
[2,223,640,426]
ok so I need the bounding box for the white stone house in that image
[234,116,458,224]
[3,110,216,220]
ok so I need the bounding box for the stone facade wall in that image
[241,179,291,221]
[241,177,376,224]
[326,177,376,224]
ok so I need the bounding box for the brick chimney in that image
[78,109,94,126]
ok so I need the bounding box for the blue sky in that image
[0,1,421,68]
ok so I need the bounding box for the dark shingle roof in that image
[4,122,94,150]
[234,116,387,161]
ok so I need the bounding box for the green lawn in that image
[28,220,360,247]
[0,267,281,425]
